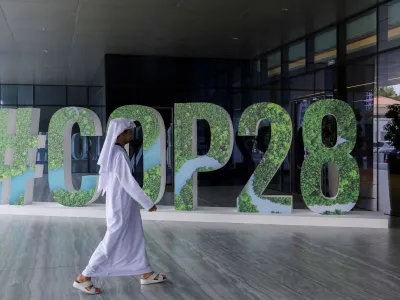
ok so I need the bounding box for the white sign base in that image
[0,202,389,228]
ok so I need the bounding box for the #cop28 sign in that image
[0,100,360,215]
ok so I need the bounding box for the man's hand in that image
[149,205,157,212]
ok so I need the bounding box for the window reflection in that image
[347,11,377,56]
[314,28,337,67]
[288,41,306,73]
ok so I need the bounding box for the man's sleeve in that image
[115,153,155,211]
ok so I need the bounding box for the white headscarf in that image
[97,118,135,195]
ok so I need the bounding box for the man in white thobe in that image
[73,118,166,295]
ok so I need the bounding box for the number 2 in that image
[237,103,293,214]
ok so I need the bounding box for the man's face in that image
[121,129,133,144]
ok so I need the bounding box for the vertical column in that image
[336,17,347,101]
[281,48,289,103]
[378,4,389,86]
[306,35,315,73]
[281,48,291,192]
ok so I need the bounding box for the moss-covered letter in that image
[301,99,360,214]
[48,107,102,206]
[0,108,45,205]
[174,103,234,211]
[109,105,166,204]
[237,103,293,214]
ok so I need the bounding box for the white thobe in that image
[82,145,155,277]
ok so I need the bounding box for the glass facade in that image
[164,0,398,212]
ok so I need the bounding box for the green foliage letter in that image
[174,103,234,211]
[48,107,102,206]
[109,105,166,204]
[0,108,45,205]
[301,99,360,214]
[237,103,293,214]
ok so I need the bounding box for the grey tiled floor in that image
[2,215,400,300]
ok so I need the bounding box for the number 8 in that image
[301,99,360,215]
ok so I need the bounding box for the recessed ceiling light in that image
[233,37,239,40]
[282,8,289,11]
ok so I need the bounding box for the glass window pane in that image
[288,41,306,72]
[67,87,87,106]
[1,85,33,106]
[71,123,89,173]
[347,11,377,54]
[380,1,400,51]
[315,70,326,91]
[388,1,400,28]
[388,1,400,42]
[89,87,105,106]
[290,74,314,91]
[289,41,305,61]
[18,85,34,105]
[268,51,281,68]
[35,86,66,106]
[0,85,18,105]
[314,28,337,65]
[267,51,281,78]
[89,136,104,173]
[346,56,377,211]
[346,56,376,88]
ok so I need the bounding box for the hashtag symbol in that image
[0,108,46,205]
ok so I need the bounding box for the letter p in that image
[174,103,234,211]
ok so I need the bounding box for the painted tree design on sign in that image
[301,99,360,214]
[48,107,102,207]
[0,108,43,205]
[237,103,293,214]
[174,103,233,211]
[109,105,166,204]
